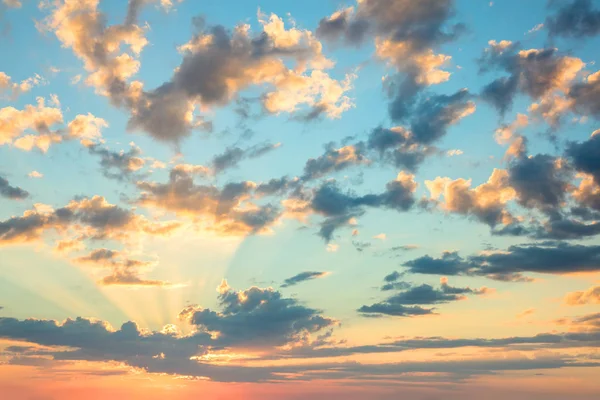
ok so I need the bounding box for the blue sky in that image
[1,1,600,399]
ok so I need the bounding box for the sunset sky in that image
[1,0,600,399]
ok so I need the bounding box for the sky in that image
[1,0,600,398]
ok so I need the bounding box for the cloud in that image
[0,196,180,247]
[0,175,29,199]
[276,313,600,360]
[390,88,475,140]
[281,271,328,288]
[303,171,417,241]
[565,285,600,305]
[302,144,368,181]
[425,168,516,227]
[517,308,536,318]
[66,113,108,145]
[0,97,63,151]
[566,134,600,186]
[508,154,571,209]
[352,240,371,252]
[136,168,282,236]
[212,142,280,174]
[99,269,172,287]
[1,308,599,383]
[446,149,463,156]
[0,71,44,99]
[568,70,600,118]
[27,171,43,178]
[0,96,107,152]
[359,274,488,317]
[479,41,585,117]
[180,280,337,348]
[357,302,434,317]
[40,2,354,143]
[2,0,21,8]
[546,0,600,38]
[73,248,171,287]
[318,0,462,95]
[87,142,146,181]
[404,242,600,281]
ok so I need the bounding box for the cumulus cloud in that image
[39,1,354,143]
[180,280,337,347]
[0,175,29,199]
[318,0,462,95]
[0,96,107,152]
[281,271,328,287]
[425,168,516,226]
[0,97,63,151]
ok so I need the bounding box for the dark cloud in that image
[281,271,328,287]
[0,316,209,364]
[381,271,410,291]
[1,309,599,383]
[256,177,293,196]
[480,75,519,116]
[364,126,431,172]
[405,251,471,276]
[400,89,474,143]
[568,76,600,118]
[359,272,488,317]
[87,143,146,181]
[508,154,571,209]
[276,314,600,360]
[546,0,600,38]
[478,41,584,115]
[357,89,474,172]
[0,175,29,199]
[182,281,336,347]
[566,134,600,185]
[316,0,460,49]
[316,8,369,46]
[357,303,434,317]
[306,173,416,241]
[404,242,600,281]
[212,142,280,174]
[302,144,368,181]
[384,282,485,305]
